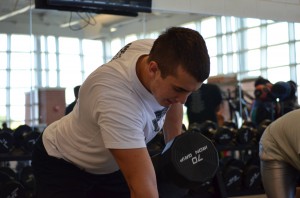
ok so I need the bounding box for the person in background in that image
[280,80,299,114]
[250,76,277,126]
[259,108,300,198]
[65,85,81,115]
[31,27,210,198]
[185,83,223,126]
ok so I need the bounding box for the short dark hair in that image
[254,76,270,87]
[148,27,210,82]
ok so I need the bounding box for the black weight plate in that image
[170,132,219,183]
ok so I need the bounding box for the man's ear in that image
[148,61,159,76]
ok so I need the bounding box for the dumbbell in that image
[151,131,219,189]
[236,121,256,145]
[0,130,14,153]
[189,120,217,140]
[13,124,41,153]
[0,169,26,198]
[242,156,262,190]
[19,166,36,197]
[214,125,235,145]
[220,157,243,192]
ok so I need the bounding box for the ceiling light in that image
[0,5,35,22]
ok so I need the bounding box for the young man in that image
[185,83,223,126]
[31,27,210,198]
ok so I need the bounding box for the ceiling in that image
[0,0,209,39]
[0,0,137,26]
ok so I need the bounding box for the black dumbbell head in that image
[162,131,219,188]
[0,131,14,153]
[236,126,254,145]
[0,171,26,198]
[19,166,36,190]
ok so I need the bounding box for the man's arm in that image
[163,103,184,143]
[110,148,159,198]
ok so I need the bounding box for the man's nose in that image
[176,93,189,104]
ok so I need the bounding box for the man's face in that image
[150,64,202,107]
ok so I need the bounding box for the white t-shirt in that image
[43,39,168,174]
[259,108,300,170]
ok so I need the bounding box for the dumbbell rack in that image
[0,148,32,161]
[215,143,265,197]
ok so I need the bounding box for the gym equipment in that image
[151,131,219,188]
[189,120,217,140]
[0,131,14,153]
[19,166,36,191]
[214,125,234,145]
[242,156,261,190]
[14,124,41,153]
[220,157,243,192]
[235,121,256,145]
[0,169,26,198]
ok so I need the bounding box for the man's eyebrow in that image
[174,85,190,92]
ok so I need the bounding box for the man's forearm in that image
[163,103,183,143]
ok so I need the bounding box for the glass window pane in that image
[181,22,196,30]
[0,34,7,51]
[267,44,289,67]
[11,34,32,52]
[82,39,103,56]
[295,23,300,40]
[47,36,56,53]
[221,16,226,34]
[49,71,57,87]
[0,89,6,105]
[246,49,261,71]
[232,33,238,52]
[245,18,261,27]
[10,53,31,70]
[10,88,27,106]
[246,27,260,49]
[267,66,290,83]
[48,53,57,71]
[222,35,227,53]
[201,17,217,38]
[40,36,46,52]
[58,37,80,54]
[145,32,159,39]
[0,70,7,87]
[83,55,103,78]
[10,105,25,121]
[111,38,122,57]
[59,54,81,72]
[232,53,239,73]
[0,53,7,69]
[267,23,289,45]
[223,55,228,74]
[125,34,138,44]
[206,38,217,56]
[0,105,6,119]
[10,70,32,87]
[296,41,300,63]
[210,57,218,76]
[60,70,82,88]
